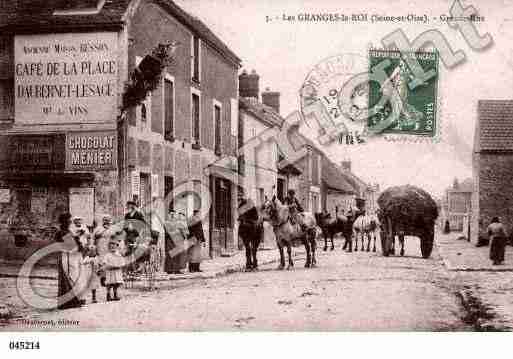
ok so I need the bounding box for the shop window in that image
[214,178,232,228]
[141,103,147,123]
[165,176,174,217]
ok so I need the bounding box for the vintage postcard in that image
[1,0,512,340]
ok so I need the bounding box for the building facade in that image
[472,100,513,243]
[0,0,240,260]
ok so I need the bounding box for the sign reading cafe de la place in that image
[14,32,118,125]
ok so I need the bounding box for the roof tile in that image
[477,100,513,152]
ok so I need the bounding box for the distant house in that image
[320,156,356,215]
[444,178,473,232]
[472,100,513,242]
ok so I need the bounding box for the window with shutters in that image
[164,77,175,141]
[191,91,201,148]
[214,100,222,155]
[191,35,200,83]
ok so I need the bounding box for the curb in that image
[123,249,307,284]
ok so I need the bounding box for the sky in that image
[175,0,513,197]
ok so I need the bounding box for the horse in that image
[262,196,318,269]
[352,213,380,252]
[238,199,264,271]
[315,210,347,251]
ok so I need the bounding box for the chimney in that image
[239,69,259,99]
[262,87,280,114]
[341,160,351,172]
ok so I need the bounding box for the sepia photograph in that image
[1,1,513,348]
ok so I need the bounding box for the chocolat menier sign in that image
[14,32,118,125]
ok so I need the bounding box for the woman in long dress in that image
[164,210,189,274]
[488,217,507,265]
[187,210,205,272]
[55,213,88,310]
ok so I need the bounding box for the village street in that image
[1,234,477,331]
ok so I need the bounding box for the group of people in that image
[163,208,206,275]
[55,213,125,310]
[55,200,207,310]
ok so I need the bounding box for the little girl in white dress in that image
[103,238,125,301]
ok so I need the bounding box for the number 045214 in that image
[9,341,40,350]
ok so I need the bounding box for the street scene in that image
[1,0,513,333]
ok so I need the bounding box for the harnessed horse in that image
[262,196,318,269]
[315,209,347,251]
[352,213,380,252]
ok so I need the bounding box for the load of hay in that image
[377,185,438,230]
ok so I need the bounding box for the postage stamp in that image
[367,49,439,137]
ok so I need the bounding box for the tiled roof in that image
[239,97,284,128]
[321,156,356,194]
[155,0,241,65]
[476,100,513,152]
[0,0,241,65]
[0,0,130,30]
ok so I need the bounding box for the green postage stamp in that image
[368,49,439,137]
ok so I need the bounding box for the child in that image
[103,237,125,301]
[82,245,102,303]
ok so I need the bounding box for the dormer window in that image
[53,0,105,16]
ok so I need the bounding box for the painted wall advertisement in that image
[14,32,118,125]
[69,188,94,226]
[66,130,117,171]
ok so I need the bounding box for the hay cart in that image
[377,185,438,259]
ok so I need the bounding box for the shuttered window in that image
[164,79,174,141]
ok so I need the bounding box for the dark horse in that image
[342,211,358,252]
[315,209,347,251]
[238,198,263,271]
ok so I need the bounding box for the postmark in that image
[368,48,439,137]
[299,53,369,146]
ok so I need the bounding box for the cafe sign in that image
[66,131,117,171]
[14,32,118,125]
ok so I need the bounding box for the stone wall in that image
[474,152,513,241]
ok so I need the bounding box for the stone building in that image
[472,100,513,243]
[0,0,241,260]
[238,73,283,206]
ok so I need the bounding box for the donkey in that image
[262,196,318,269]
[352,212,380,252]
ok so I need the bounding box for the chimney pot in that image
[239,69,259,99]
[262,88,281,114]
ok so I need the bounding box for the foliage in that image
[377,185,438,227]
[121,44,176,113]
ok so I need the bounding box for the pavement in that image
[0,245,306,326]
[436,231,513,330]
[437,232,513,271]
[1,236,470,331]
[3,232,513,331]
